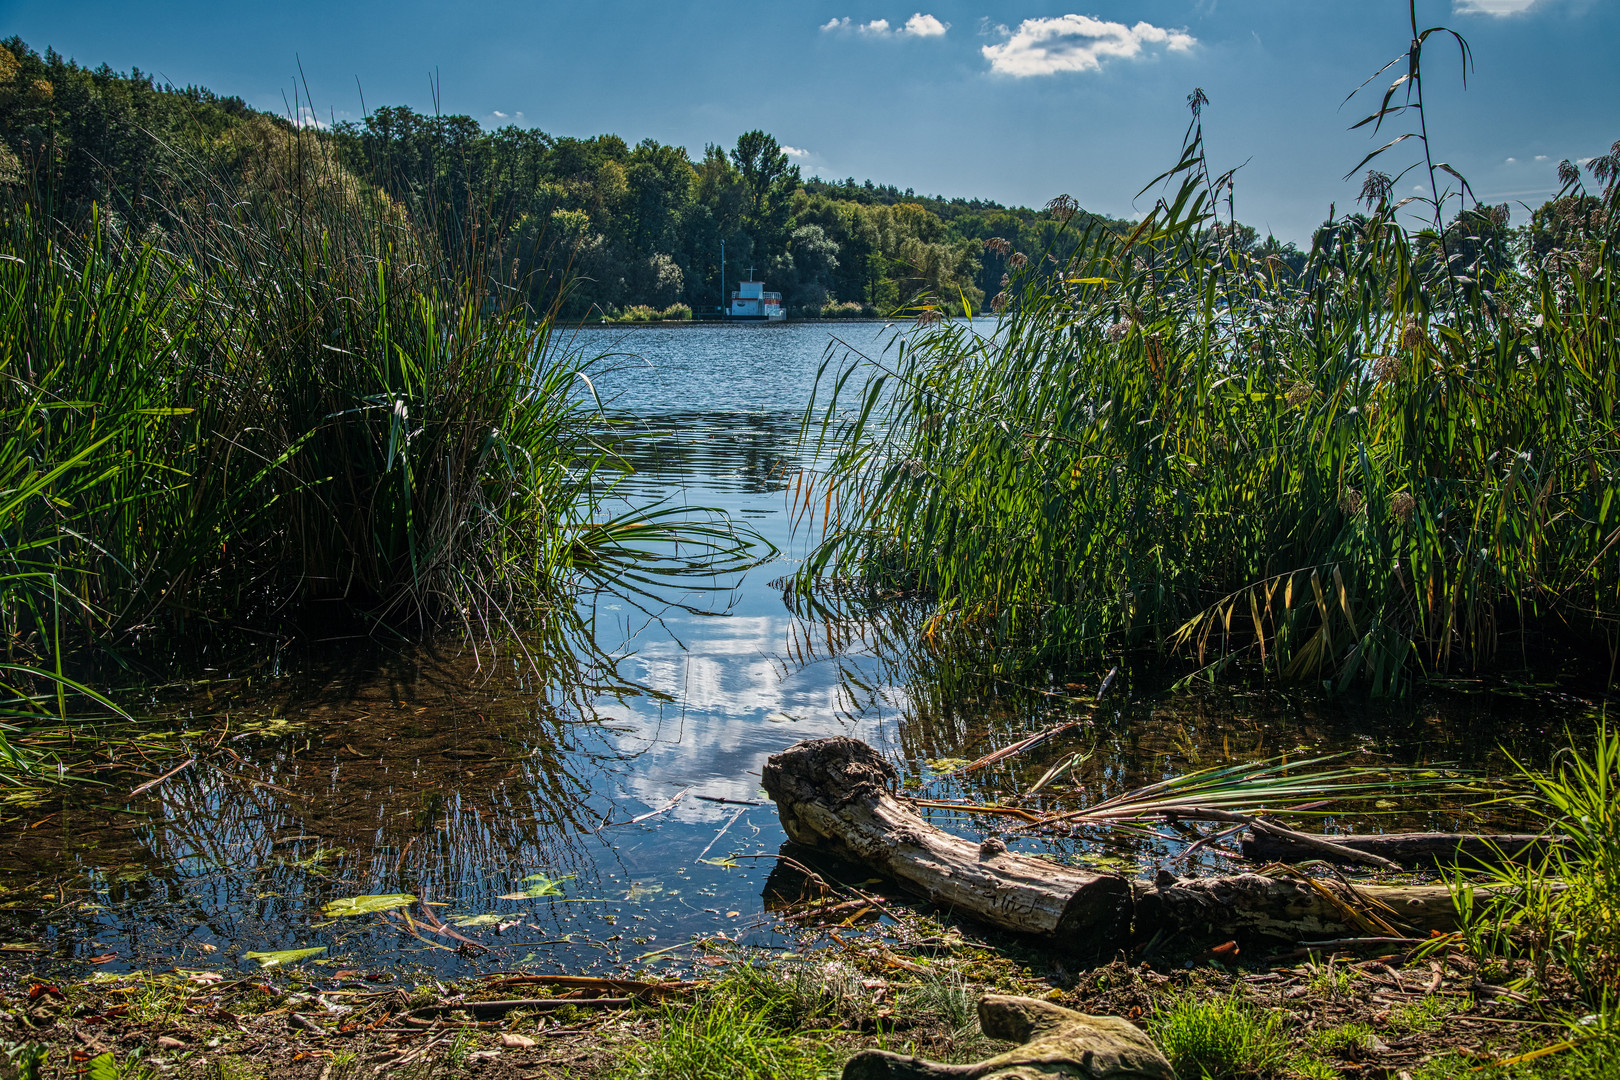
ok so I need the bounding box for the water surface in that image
[0,320,1595,979]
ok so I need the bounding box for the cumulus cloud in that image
[292,106,329,130]
[781,145,811,158]
[822,13,950,37]
[982,15,1195,76]
[903,12,949,36]
[1453,0,1539,14]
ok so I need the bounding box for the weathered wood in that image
[764,737,1487,950]
[1240,830,1567,869]
[761,737,1134,952]
[842,995,1175,1080]
[1134,873,1462,945]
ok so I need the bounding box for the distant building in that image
[729,277,785,321]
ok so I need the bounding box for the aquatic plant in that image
[0,115,752,778]
[797,8,1620,694]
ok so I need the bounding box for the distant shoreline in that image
[574,317,899,328]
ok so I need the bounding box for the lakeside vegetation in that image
[802,83,1619,696]
[1,12,1619,1080]
[0,39,758,782]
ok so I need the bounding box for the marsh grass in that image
[1450,718,1620,1001]
[1149,991,1288,1079]
[797,9,1620,695]
[0,111,754,781]
[616,996,838,1080]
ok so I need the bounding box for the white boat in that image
[728,277,786,321]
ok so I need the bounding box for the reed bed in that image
[800,46,1619,694]
[1,120,746,776]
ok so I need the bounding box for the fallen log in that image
[1240,830,1567,869]
[763,737,1483,950]
[761,736,1135,953]
[1133,872,1463,945]
[842,994,1174,1079]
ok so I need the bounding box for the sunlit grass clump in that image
[1148,992,1288,1080]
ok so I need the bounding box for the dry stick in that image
[911,799,1045,824]
[1298,936,1427,950]
[1173,822,1248,863]
[409,998,635,1019]
[695,806,746,864]
[953,721,1081,776]
[1161,808,1404,871]
[733,852,910,923]
[604,788,690,828]
[129,757,194,798]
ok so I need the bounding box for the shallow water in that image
[0,320,1600,980]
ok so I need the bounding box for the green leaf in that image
[505,873,574,898]
[448,912,506,928]
[320,893,417,917]
[243,946,326,968]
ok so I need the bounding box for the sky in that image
[2,0,1613,243]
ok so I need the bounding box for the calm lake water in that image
[0,320,1595,980]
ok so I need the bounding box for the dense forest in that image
[0,37,1317,320]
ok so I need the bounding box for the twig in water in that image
[129,757,193,798]
[603,788,690,827]
[695,806,746,863]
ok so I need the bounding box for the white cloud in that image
[823,13,949,37]
[292,106,328,130]
[902,12,949,36]
[982,15,1196,77]
[1535,154,1549,161]
[1505,156,1517,164]
[1453,0,1539,14]
[781,145,811,158]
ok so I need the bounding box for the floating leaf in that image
[244,946,326,968]
[624,880,663,901]
[321,894,416,918]
[449,912,506,928]
[699,857,739,868]
[503,873,574,898]
[925,758,972,773]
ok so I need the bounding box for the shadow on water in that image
[0,320,1609,979]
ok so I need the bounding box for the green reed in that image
[799,16,1618,694]
[1,118,747,773]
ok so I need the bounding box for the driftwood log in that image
[843,995,1174,1080]
[761,736,1134,949]
[763,737,1477,950]
[1241,830,1567,869]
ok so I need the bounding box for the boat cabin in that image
[729,275,785,321]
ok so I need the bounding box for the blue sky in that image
[3,0,1612,242]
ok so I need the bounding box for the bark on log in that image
[761,736,1133,953]
[1134,873,1463,946]
[764,737,1481,950]
[842,995,1174,1080]
[1240,830,1567,869]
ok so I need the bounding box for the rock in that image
[841,995,1175,1079]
